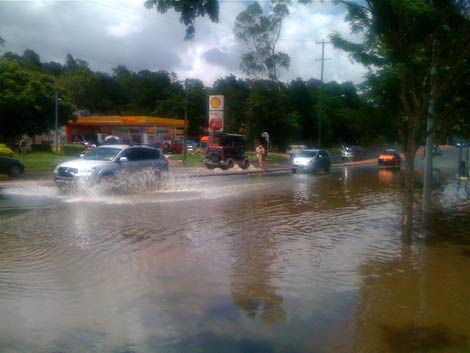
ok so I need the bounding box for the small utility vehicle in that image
[203,133,250,170]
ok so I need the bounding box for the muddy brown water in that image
[0,166,469,353]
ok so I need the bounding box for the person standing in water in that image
[255,143,266,170]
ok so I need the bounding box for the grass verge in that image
[13,152,74,172]
[166,152,205,166]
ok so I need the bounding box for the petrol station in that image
[65,115,185,145]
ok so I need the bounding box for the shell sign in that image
[209,95,224,111]
[209,111,224,133]
[208,95,224,132]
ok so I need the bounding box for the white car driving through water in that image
[291,149,331,174]
[54,144,168,192]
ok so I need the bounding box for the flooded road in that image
[0,166,469,353]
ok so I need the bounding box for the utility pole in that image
[423,61,437,210]
[316,40,330,148]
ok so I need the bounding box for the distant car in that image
[341,146,365,161]
[0,156,25,177]
[291,149,331,174]
[185,140,198,153]
[378,149,401,168]
[54,144,168,191]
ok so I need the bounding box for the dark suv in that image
[203,134,250,170]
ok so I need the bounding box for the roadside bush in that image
[31,144,52,152]
[63,144,86,156]
[0,144,14,157]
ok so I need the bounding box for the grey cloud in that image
[202,47,240,72]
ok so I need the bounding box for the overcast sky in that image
[0,0,367,86]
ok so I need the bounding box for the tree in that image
[245,80,300,149]
[234,1,290,82]
[152,79,207,137]
[144,0,219,40]
[212,75,250,133]
[331,0,470,239]
[287,78,318,143]
[57,66,99,111]
[0,59,74,142]
[22,49,41,69]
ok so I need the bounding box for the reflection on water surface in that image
[0,168,469,352]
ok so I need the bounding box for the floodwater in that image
[0,166,469,353]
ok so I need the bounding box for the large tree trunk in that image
[401,119,417,242]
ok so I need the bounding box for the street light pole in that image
[54,91,59,153]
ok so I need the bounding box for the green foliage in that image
[62,144,86,156]
[1,45,388,153]
[332,0,470,147]
[0,58,73,142]
[234,1,290,82]
[245,80,299,149]
[144,0,219,40]
[12,152,74,172]
[30,144,52,152]
[0,145,14,157]
[167,152,204,165]
[212,75,250,133]
[152,78,207,137]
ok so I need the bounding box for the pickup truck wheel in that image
[226,159,234,169]
[292,168,297,174]
[241,158,250,169]
[208,152,220,163]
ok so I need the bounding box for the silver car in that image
[54,144,168,191]
[291,149,331,174]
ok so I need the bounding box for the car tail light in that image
[380,155,395,161]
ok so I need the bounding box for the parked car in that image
[341,145,365,161]
[203,134,250,170]
[0,156,25,177]
[291,149,331,174]
[162,141,183,154]
[185,140,198,153]
[54,144,168,191]
[378,149,401,168]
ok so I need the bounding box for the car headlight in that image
[79,166,98,175]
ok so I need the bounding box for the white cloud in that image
[0,0,367,86]
[106,22,142,37]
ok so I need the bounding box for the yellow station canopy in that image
[68,116,184,128]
